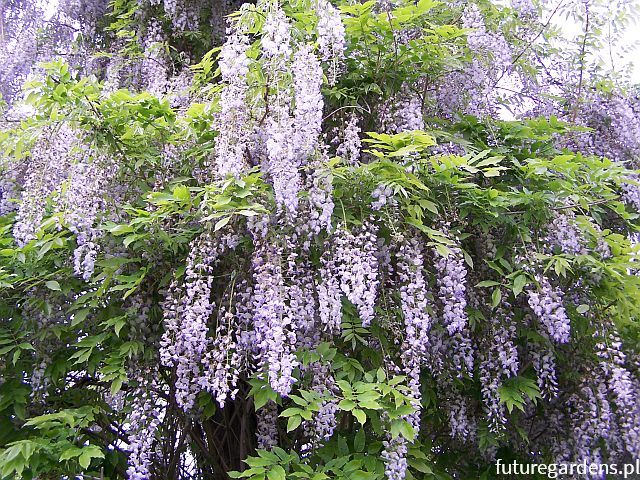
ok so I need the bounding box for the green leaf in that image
[77,445,104,469]
[353,428,365,452]
[491,288,502,308]
[350,470,375,480]
[399,420,415,441]
[214,216,231,231]
[60,446,82,461]
[71,308,90,327]
[352,408,367,425]
[512,274,528,297]
[252,383,277,411]
[110,378,124,396]
[280,408,302,418]
[267,465,286,480]
[45,280,61,291]
[108,224,134,236]
[576,304,590,314]
[408,458,433,474]
[172,185,191,202]
[0,345,14,355]
[338,399,356,411]
[287,415,302,432]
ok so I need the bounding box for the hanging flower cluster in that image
[318,221,380,328]
[215,28,251,178]
[314,0,346,83]
[543,211,587,256]
[433,233,469,336]
[159,232,240,410]
[527,275,571,343]
[251,238,299,397]
[13,126,78,246]
[63,154,115,280]
[336,113,362,164]
[125,375,165,480]
[480,307,519,432]
[256,401,280,450]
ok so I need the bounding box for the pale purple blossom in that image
[527,276,571,343]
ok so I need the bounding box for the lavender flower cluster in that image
[318,221,380,328]
[251,239,299,397]
[480,308,519,432]
[434,236,469,336]
[335,113,362,164]
[397,235,431,361]
[543,212,587,256]
[125,377,164,480]
[215,28,251,178]
[314,0,346,83]
[527,275,571,343]
[13,126,77,246]
[159,232,239,410]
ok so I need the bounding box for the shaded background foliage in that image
[1,0,640,479]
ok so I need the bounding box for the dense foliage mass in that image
[1,0,640,478]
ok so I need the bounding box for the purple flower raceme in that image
[159,231,239,410]
[396,234,431,361]
[543,211,587,256]
[319,220,380,328]
[199,309,241,408]
[306,154,335,235]
[427,3,512,119]
[215,27,251,177]
[302,362,338,448]
[314,0,345,84]
[125,375,165,480]
[0,177,18,216]
[444,328,475,378]
[141,19,169,94]
[527,275,571,343]
[595,328,640,458]
[568,379,613,468]
[622,177,640,212]
[266,111,301,216]
[380,89,425,133]
[256,400,279,450]
[317,245,343,334]
[13,125,77,247]
[30,357,50,403]
[383,232,433,480]
[511,0,537,18]
[480,306,519,432]
[287,252,320,350]
[251,237,298,397]
[260,8,302,217]
[561,91,640,164]
[336,113,361,164]
[262,8,293,60]
[371,184,398,211]
[381,435,409,480]
[433,230,469,336]
[440,377,476,442]
[463,4,511,69]
[531,344,558,399]
[162,0,199,31]
[63,154,116,281]
[292,46,324,161]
